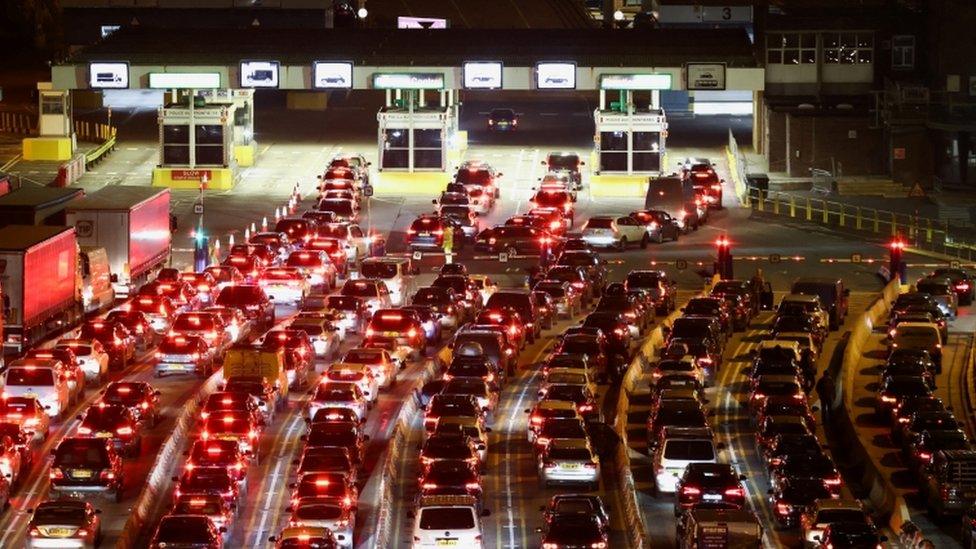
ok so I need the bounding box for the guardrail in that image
[74,121,117,168]
[726,130,749,205]
[835,279,910,532]
[0,111,34,135]
[747,186,976,259]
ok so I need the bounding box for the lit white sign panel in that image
[148,73,221,89]
[600,73,673,90]
[372,73,444,90]
[397,16,448,29]
[313,62,353,89]
[536,62,576,90]
[463,62,503,89]
[240,61,280,88]
[89,62,129,89]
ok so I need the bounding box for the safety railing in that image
[0,111,35,135]
[74,121,117,168]
[726,129,749,205]
[747,186,976,259]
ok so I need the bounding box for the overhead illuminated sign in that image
[397,16,448,29]
[89,62,129,89]
[313,62,353,89]
[536,62,576,90]
[685,63,726,90]
[240,61,280,88]
[463,62,502,90]
[372,73,444,90]
[599,73,673,90]
[148,72,221,89]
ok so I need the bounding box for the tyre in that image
[113,485,123,503]
[655,232,664,244]
[640,234,649,249]
[618,237,628,251]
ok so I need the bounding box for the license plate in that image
[24,392,37,399]
[218,434,239,441]
[72,469,92,479]
[436,540,458,546]
[964,491,976,499]
[47,527,73,537]
[703,494,722,501]
[96,432,113,438]
[383,331,399,338]
[419,232,431,237]
[562,463,580,469]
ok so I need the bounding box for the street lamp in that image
[357,7,368,19]
[613,10,624,21]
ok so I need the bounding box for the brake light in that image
[881,395,896,403]
[824,476,841,487]
[957,283,970,290]
[681,486,701,496]
[537,437,550,446]
[116,426,133,436]
[100,470,115,480]
[776,502,791,515]
[530,415,543,425]
[725,487,745,498]
[422,482,438,489]
[465,482,480,490]
[919,451,933,462]
[77,426,92,435]
[50,467,63,479]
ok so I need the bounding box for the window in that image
[824,32,873,64]
[892,35,915,70]
[41,96,63,115]
[767,32,816,65]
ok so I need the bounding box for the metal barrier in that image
[74,121,117,168]
[747,186,976,259]
[0,111,34,135]
[726,129,749,205]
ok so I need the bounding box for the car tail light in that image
[776,502,791,515]
[919,451,933,462]
[201,430,210,440]
[77,426,92,435]
[898,416,910,424]
[117,426,133,436]
[881,395,896,403]
[725,487,745,498]
[578,405,593,412]
[769,457,782,467]
[530,415,543,425]
[824,476,841,487]
[957,283,970,290]
[100,470,115,480]
[537,437,550,447]
[29,527,41,537]
[422,482,438,489]
[681,486,701,496]
[584,462,597,469]
[49,467,63,480]
[249,429,259,439]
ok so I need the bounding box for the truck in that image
[222,346,290,404]
[65,186,171,298]
[0,225,81,355]
[79,246,116,314]
[0,185,84,227]
[645,175,700,232]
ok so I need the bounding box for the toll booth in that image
[152,89,255,190]
[376,88,459,172]
[593,89,668,175]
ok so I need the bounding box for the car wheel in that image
[655,232,664,244]
[618,237,628,251]
[113,485,123,503]
[640,234,649,249]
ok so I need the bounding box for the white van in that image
[411,495,489,548]
[3,359,70,419]
[653,427,722,493]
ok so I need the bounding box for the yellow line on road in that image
[1,154,22,172]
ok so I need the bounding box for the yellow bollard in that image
[839,206,845,227]
[926,219,933,243]
[891,212,898,236]
[789,195,796,217]
[822,201,828,224]
[806,197,812,221]
[773,195,780,215]
[873,210,879,233]
[855,207,862,230]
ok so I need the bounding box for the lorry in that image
[79,246,116,314]
[65,186,171,298]
[0,185,84,227]
[645,175,701,232]
[0,225,81,355]
[222,346,290,406]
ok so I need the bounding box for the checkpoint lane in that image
[0,349,207,549]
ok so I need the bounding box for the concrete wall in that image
[764,106,787,173]
[785,113,883,177]
[889,126,935,186]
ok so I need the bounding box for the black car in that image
[931,267,973,305]
[487,108,518,131]
[100,381,162,426]
[76,403,143,456]
[674,463,745,515]
[541,494,611,529]
[543,152,584,190]
[50,437,125,502]
[647,400,709,448]
[815,522,887,548]
[537,514,607,548]
[629,209,682,242]
[151,514,225,549]
[769,477,833,527]
[763,433,824,469]
[771,452,842,495]
[419,459,482,498]
[554,250,609,296]
[475,225,560,256]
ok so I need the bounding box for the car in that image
[537,513,607,549]
[411,494,488,548]
[318,198,359,223]
[173,464,241,507]
[540,494,610,530]
[269,526,338,549]
[799,498,874,547]
[455,160,501,199]
[474,225,560,258]
[930,267,974,305]
[214,284,275,329]
[55,339,110,384]
[104,309,156,350]
[340,279,393,315]
[420,432,483,470]
[581,214,652,249]
[204,266,246,292]
[543,152,584,190]
[533,417,589,452]
[877,375,933,419]
[365,309,425,360]
[916,276,959,318]
[898,410,962,447]
[308,382,369,423]
[76,402,143,456]
[26,500,103,549]
[79,319,136,369]
[306,238,350,277]
[185,439,251,484]
[200,392,264,431]
[223,376,281,422]
[487,108,518,131]
[257,267,310,306]
[679,158,723,208]
[770,452,842,495]
[419,458,483,499]
[341,347,398,390]
[674,463,746,515]
[406,214,467,253]
[907,429,972,475]
[537,438,600,489]
[284,497,355,548]
[199,411,262,455]
[295,445,359,484]
[629,209,681,243]
[412,286,464,329]
[261,329,315,389]
[49,437,124,502]
[288,470,359,509]
[316,222,370,265]
[286,250,338,291]
[154,334,216,378]
[170,311,230,352]
[0,396,50,441]
[248,231,294,260]
[323,364,379,404]
[3,360,70,419]
[150,514,225,549]
[400,305,444,347]
[23,348,86,403]
[534,280,583,318]
[171,494,235,535]
[626,270,678,315]
[647,399,709,448]
[323,295,368,335]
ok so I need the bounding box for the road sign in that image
[769,253,781,264]
[675,259,688,270]
[499,252,509,263]
[851,253,862,264]
[193,203,204,215]
[363,185,374,197]
[951,260,961,269]
[412,251,422,261]
[909,182,926,198]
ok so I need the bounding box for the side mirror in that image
[219,527,228,534]
[269,537,278,543]
[432,199,438,205]
[580,161,586,166]
[484,427,492,433]
[76,414,83,421]
[497,173,504,177]
[154,390,162,396]
[363,434,370,441]
[739,474,747,481]
[535,526,543,533]
[767,488,773,495]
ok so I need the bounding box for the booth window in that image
[163,124,190,165]
[382,129,409,169]
[599,131,628,172]
[891,35,915,70]
[413,129,443,169]
[824,32,873,64]
[194,124,225,165]
[633,131,661,172]
[41,95,64,115]
[766,32,816,65]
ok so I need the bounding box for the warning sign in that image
[909,183,926,198]
[893,148,906,160]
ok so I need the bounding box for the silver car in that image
[537,438,600,489]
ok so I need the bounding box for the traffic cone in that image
[244,228,250,241]
[274,207,281,221]
[228,234,236,248]
[250,222,256,234]
[261,216,268,232]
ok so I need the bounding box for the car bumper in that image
[146,316,171,334]
[51,483,113,495]
[155,361,203,375]
[581,234,617,247]
[28,538,95,549]
[541,467,599,484]
[263,287,305,304]
[77,359,103,381]
[655,471,681,493]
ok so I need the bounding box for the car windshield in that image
[319,200,353,215]
[295,502,344,520]
[419,507,476,530]
[6,367,54,386]
[548,446,591,460]
[361,262,398,279]
[173,498,224,515]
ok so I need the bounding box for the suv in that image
[484,291,540,341]
[923,449,976,517]
[544,152,584,190]
[50,437,124,502]
[215,285,275,329]
[406,215,466,252]
[411,494,489,548]
[625,270,677,314]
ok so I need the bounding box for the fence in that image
[73,121,117,168]
[726,129,749,204]
[0,111,34,135]
[747,186,976,259]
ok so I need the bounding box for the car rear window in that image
[548,447,592,460]
[55,440,108,465]
[663,440,715,461]
[287,253,324,268]
[361,262,398,279]
[327,296,360,310]
[419,508,476,530]
[172,314,217,331]
[456,169,492,185]
[410,217,442,231]
[584,218,614,229]
[342,281,378,297]
[6,368,54,386]
[34,504,87,523]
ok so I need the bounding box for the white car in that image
[319,222,370,264]
[289,320,341,364]
[537,438,600,489]
[286,499,356,549]
[3,360,70,419]
[359,258,415,307]
[653,431,720,493]
[581,215,652,249]
[339,279,393,314]
[341,348,397,390]
[258,267,310,306]
[307,382,369,422]
[412,495,486,549]
[323,364,379,405]
[56,338,110,383]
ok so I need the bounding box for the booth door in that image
[413,129,443,170]
[599,130,628,172]
[382,129,409,169]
